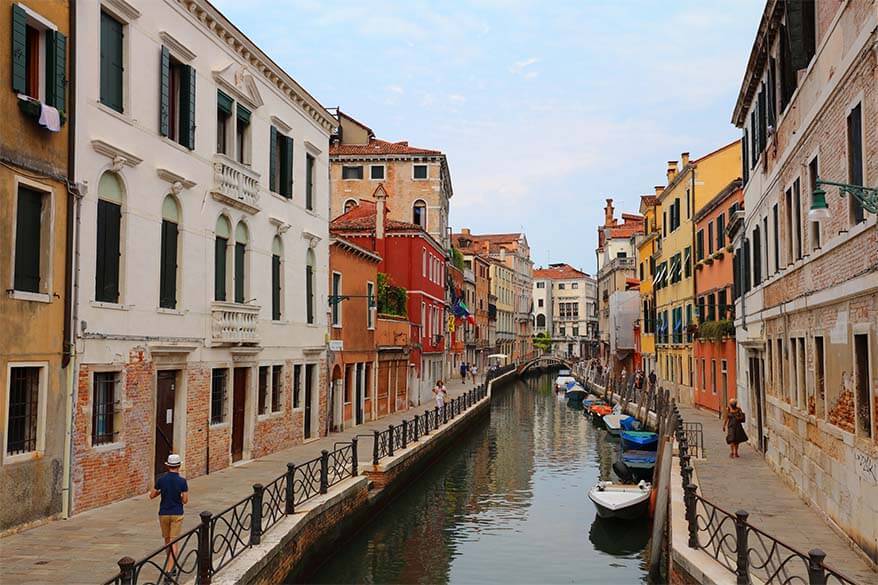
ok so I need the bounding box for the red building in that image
[330,185,447,407]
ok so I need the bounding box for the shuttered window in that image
[95,199,121,302]
[214,237,227,301]
[159,47,195,149]
[306,154,315,210]
[11,5,66,109]
[99,10,123,112]
[11,4,27,94]
[270,127,294,198]
[271,365,282,413]
[271,253,282,320]
[306,251,315,324]
[847,104,864,224]
[14,186,43,293]
[269,126,278,193]
[159,220,178,308]
[235,105,249,164]
[234,243,245,303]
[45,30,66,111]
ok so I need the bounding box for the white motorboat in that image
[602,413,632,436]
[554,375,576,390]
[587,480,651,520]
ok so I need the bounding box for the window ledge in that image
[210,422,229,430]
[161,136,193,154]
[269,191,292,204]
[271,319,289,325]
[8,290,52,303]
[157,308,185,316]
[92,441,125,453]
[257,411,284,422]
[94,101,134,126]
[3,451,42,465]
[90,301,130,311]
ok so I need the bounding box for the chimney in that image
[654,185,664,197]
[461,228,470,236]
[604,198,616,226]
[499,247,507,261]
[375,187,386,240]
[666,161,678,183]
[681,152,690,166]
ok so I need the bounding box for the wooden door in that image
[355,363,364,425]
[232,368,247,462]
[749,356,765,453]
[154,371,177,479]
[304,365,313,439]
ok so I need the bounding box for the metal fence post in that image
[319,450,329,494]
[351,437,358,477]
[285,463,295,514]
[250,484,264,545]
[434,406,439,428]
[807,549,827,585]
[401,419,408,449]
[387,425,395,457]
[372,430,380,464]
[443,403,448,424]
[198,511,212,585]
[413,415,420,442]
[118,557,135,585]
[684,483,699,548]
[734,510,750,585]
[424,410,431,434]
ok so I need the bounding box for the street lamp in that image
[810,178,878,222]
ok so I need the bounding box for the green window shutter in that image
[234,242,245,303]
[44,31,66,111]
[214,236,227,301]
[284,136,294,199]
[100,11,123,112]
[269,126,278,193]
[271,254,281,320]
[236,104,251,125]
[305,264,314,324]
[159,46,170,136]
[306,154,314,210]
[159,220,178,308]
[179,64,196,149]
[11,3,27,94]
[95,200,121,303]
[217,90,233,114]
[14,187,42,293]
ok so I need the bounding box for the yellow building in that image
[636,190,661,378]
[654,143,741,404]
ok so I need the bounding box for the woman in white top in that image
[433,380,446,408]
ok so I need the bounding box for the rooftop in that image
[533,263,590,280]
[330,138,443,157]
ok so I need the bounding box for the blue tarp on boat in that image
[620,431,658,451]
[619,417,641,431]
[620,450,656,467]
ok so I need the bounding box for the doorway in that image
[749,355,766,453]
[232,367,247,462]
[355,363,364,425]
[154,370,178,479]
[304,364,314,439]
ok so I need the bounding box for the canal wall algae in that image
[218,368,518,584]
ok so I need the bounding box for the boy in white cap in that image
[149,454,189,575]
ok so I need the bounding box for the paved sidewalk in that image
[0,378,481,585]
[679,405,876,584]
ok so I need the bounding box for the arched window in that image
[271,236,283,320]
[305,248,316,324]
[343,199,358,213]
[214,216,231,301]
[95,172,124,303]
[159,195,180,309]
[234,222,248,303]
[536,314,546,328]
[412,200,426,229]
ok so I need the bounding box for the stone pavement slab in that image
[679,404,876,584]
[0,378,481,585]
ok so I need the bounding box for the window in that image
[412,200,426,229]
[683,246,691,278]
[91,372,118,445]
[214,216,230,301]
[217,91,231,155]
[571,282,578,289]
[422,249,427,276]
[159,196,180,309]
[210,369,227,424]
[793,179,802,260]
[814,336,825,417]
[787,0,816,70]
[271,237,283,320]
[696,229,704,261]
[234,222,248,304]
[847,104,864,224]
[269,126,294,197]
[305,249,315,324]
[306,154,315,211]
[235,105,250,164]
[537,299,544,308]
[343,199,357,214]
[711,360,717,394]
[560,326,566,336]
[14,184,51,294]
[96,173,123,303]
[809,156,821,249]
[342,165,363,180]
[716,213,725,250]
[293,364,302,409]
[332,272,342,327]
[779,25,797,112]
[413,164,428,180]
[367,281,375,329]
[370,165,385,180]
[708,222,714,255]
[718,288,727,320]
[772,204,780,273]
[99,9,122,112]
[742,130,749,184]
[159,47,195,149]
[258,366,269,415]
[752,227,762,286]
[559,283,565,290]
[854,334,871,437]
[536,282,545,289]
[5,366,44,456]
[11,3,66,112]
[271,365,282,413]
[536,314,546,327]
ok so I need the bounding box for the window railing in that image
[210,301,260,346]
[211,154,261,213]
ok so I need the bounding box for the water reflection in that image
[304,373,648,585]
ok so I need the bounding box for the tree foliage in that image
[377,272,407,317]
[533,331,553,352]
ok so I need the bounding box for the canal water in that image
[305,373,650,584]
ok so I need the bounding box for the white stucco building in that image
[533,263,598,358]
[68,0,333,515]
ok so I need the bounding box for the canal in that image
[304,372,650,584]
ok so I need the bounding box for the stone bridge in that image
[517,355,574,375]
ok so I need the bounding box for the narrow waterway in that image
[304,373,650,584]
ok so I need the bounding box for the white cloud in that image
[448,94,466,103]
[510,57,539,75]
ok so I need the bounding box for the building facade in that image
[69,0,332,515]
[532,263,597,359]
[1,0,71,531]
[636,192,661,379]
[731,0,877,563]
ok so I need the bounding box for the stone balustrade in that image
[211,154,261,214]
[211,301,261,345]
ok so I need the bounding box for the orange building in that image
[693,180,743,413]
[328,237,382,431]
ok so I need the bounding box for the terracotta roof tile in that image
[533,263,589,280]
[330,138,442,157]
[330,200,422,232]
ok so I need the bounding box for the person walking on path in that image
[469,365,478,384]
[433,380,447,409]
[648,370,657,390]
[723,399,748,458]
[149,454,189,579]
[460,362,468,382]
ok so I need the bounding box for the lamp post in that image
[809,178,878,222]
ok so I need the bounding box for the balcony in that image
[211,154,261,214]
[211,302,261,346]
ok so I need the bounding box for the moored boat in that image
[619,416,642,431]
[619,450,657,482]
[620,431,658,452]
[587,480,652,520]
[565,382,588,402]
[590,403,613,417]
[602,413,631,436]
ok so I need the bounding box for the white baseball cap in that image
[166,454,182,467]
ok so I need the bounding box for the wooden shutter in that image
[11,3,27,94]
[159,46,170,136]
[95,199,121,303]
[14,187,42,293]
[214,237,227,301]
[271,254,281,320]
[217,90,233,114]
[100,11,123,112]
[234,242,245,303]
[305,264,314,323]
[45,31,66,111]
[306,154,314,210]
[284,136,294,198]
[269,126,278,193]
[179,64,196,149]
[160,220,178,308]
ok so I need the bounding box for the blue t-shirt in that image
[155,472,188,516]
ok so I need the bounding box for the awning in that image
[652,263,667,285]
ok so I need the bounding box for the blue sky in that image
[215,0,764,274]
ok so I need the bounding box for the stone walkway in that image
[679,404,876,584]
[0,377,482,585]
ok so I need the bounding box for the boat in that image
[619,416,642,431]
[620,431,659,452]
[581,394,599,408]
[554,374,576,390]
[587,480,652,520]
[590,403,613,417]
[602,413,631,436]
[565,382,588,402]
[619,450,657,482]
